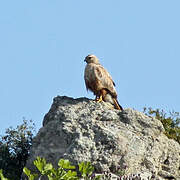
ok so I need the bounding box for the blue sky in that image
[0,0,180,135]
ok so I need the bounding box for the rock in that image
[24,96,180,179]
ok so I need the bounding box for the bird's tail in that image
[113,98,123,110]
[103,92,123,110]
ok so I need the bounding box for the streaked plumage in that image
[84,55,123,110]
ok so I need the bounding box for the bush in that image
[0,119,36,180]
[0,157,101,180]
[143,107,180,144]
[23,157,101,180]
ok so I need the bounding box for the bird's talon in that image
[96,96,103,102]
[96,99,103,103]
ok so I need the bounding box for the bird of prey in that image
[84,54,123,110]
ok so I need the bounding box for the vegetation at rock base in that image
[0,157,101,180]
[0,119,36,180]
[0,157,147,180]
[143,107,180,144]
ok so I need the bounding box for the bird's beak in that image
[84,59,86,62]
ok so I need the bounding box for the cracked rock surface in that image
[25,96,180,179]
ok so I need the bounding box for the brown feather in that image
[84,55,123,110]
[112,98,123,110]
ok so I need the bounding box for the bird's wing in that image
[84,64,97,92]
[94,64,117,97]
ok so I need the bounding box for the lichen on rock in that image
[25,96,180,179]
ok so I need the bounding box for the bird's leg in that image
[101,89,107,101]
[94,95,99,101]
[95,95,99,101]
[96,95,103,102]
[97,89,107,102]
[95,89,106,102]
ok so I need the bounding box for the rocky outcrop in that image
[25,96,180,179]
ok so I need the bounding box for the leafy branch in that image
[23,157,101,180]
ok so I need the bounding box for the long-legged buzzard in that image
[84,55,123,110]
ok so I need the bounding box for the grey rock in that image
[25,96,180,179]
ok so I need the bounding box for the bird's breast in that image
[84,64,96,81]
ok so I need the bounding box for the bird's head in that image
[84,54,99,64]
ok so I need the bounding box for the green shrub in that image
[0,157,101,180]
[0,119,35,180]
[0,169,9,180]
[23,157,101,180]
[143,107,180,144]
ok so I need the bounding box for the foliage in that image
[78,161,94,179]
[143,107,180,144]
[0,170,9,180]
[23,157,101,180]
[0,119,36,180]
